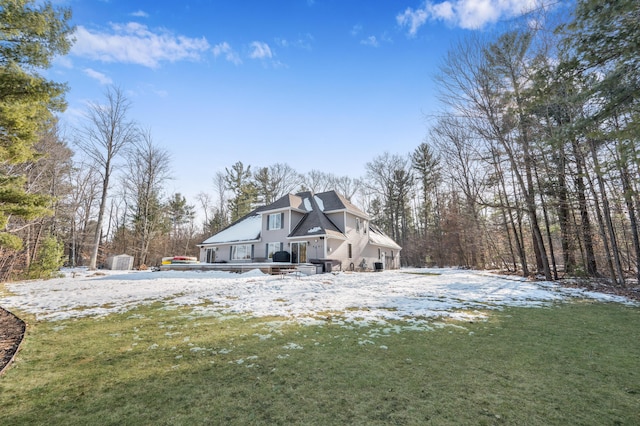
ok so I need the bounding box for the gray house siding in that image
[326,212,345,232]
[289,211,306,233]
[262,213,289,246]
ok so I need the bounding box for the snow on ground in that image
[0,268,634,323]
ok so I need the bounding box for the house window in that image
[266,242,281,259]
[378,248,381,260]
[268,213,283,230]
[348,243,352,259]
[356,218,361,233]
[231,244,252,260]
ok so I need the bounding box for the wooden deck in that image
[159,262,319,275]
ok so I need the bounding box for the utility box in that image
[296,264,317,275]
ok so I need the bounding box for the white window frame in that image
[268,213,283,230]
[266,242,281,259]
[231,244,252,260]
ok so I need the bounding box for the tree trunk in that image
[591,141,625,286]
[570,138,598,276]
[89,162,110,270]
[619,158,640,283]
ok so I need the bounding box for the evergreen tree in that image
[0,0,73,249]
[411,141,440,237]
[166,193,196,255]
[225,161,257,222]
[28,234,63,279]
[569,0,640,134]
[568,0,640,283]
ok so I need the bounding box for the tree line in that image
[1,0,638,285]
[389,0,639,285]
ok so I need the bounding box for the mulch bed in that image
[0,306,26,376]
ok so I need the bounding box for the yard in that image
[1,269,639,424]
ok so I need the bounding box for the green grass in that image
[1,301,639,425]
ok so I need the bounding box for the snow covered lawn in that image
[0,268,632,323]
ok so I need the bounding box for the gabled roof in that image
[289,193,345,239]
[368,224,402,250]
[201,213,262,244]
[314,191,370,219]
[200,190,396,248]
[261,193,306,212]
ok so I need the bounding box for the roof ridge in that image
[288,195,344,238]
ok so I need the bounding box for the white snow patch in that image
[201,214,261,244]
[307,226,322,234]
[314,195,325,211]
[1,268,635,326]
[368,226,401,249]
[283,342,303,350]
[242,269,267,277]
[303,198,312,211]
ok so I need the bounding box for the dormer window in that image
[268,213,283,230]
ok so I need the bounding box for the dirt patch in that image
[498,269,640,302]
[0,306,25,375]
[558,278,640,302]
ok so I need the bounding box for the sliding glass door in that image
[290,242,307,264]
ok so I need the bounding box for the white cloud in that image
[397,0,542,34]
[131,10,149,18]
[212,41,242,65]
[360,35,379,47]
[276,34,314,51]
[83,68,113,85]
[249,41,273,60]
[71,23,210,68]
[397,5,429,37]
[54,55,73,69]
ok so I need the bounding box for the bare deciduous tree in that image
[75,86,139,269]
[123,129,171,266]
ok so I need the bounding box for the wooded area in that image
[1,0,638,285]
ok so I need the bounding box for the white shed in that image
[105,254,134,270]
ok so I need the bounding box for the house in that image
[198,190,401,271]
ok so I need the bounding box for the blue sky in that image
[51,0,550,201]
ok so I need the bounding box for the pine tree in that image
[0,0,73,249]
[225,162,257,222]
